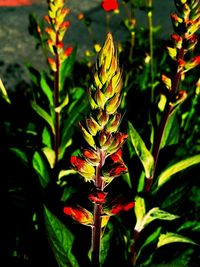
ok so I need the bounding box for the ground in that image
[0,0,174,90]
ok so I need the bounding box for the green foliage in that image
[1,0,200,266]
[44,206,79,267]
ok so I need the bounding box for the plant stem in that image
[147,0,154,103]
[150,49,185,188]
[91,150,104,267]
[54,33,60,166]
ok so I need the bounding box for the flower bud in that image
[95,88,107,109]
[106,94,121,114]
[106,113,121,133]
[64,206,93,225]
[79,122,96,148]
[98,130,113,150]
[86,117,100,136]
[97,109,109,127]
[88,190,107,204]
[70,156,95,181]
[83,148,100,166]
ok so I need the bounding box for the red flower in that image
[70,156,95,181]
[63,206,93,225]
[101,0,118,12]
[110,149,122,162]
[88,191,107,204]
[110,201,134,214]
[104,196,135,215]
[64,47,73,57]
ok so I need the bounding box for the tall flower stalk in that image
[147,0,200,191]
[64,33,132,266]
[44,0,72,165]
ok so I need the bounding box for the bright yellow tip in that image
[94,43,102,53]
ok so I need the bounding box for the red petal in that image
[110,149,122,162]
[88,191,107,204]
[101,0,118,12]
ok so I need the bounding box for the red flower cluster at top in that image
[101,0,118,12]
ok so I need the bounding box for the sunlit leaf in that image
[0,79,11,104]
[31,101,55,135]
[128,121,154,178]
[157,154,200,188]
[157,232,197,248]
[32,151,50,188]
[44,205,79,267]
[134,196,146,231]
[42,147,55,168]
[135,207,179,232]
[42,127,52,147]
[58,169,77,180]
[55,93,69,113]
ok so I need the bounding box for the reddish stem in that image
[91,150,104,267]
[147,49,185,191]
[54,33,60,166]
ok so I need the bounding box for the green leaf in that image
[160,111,180,148]
[59,96,88,160]
[10,148,28,166]
[0,78,11,104]
[178,221,200,233]
[60,47,77,91]
[128,121,154,178]
[44,205,79,267]
[135,207,179,232]
[157,154,200,188]
[42,127,52,147]
[136,227,162,264]
[58,169,77,180]
[157,232,197,248]
[134,196,146,231]
[55,93,69,113]
[40,71,53,106]
[100,222,113,264]
[31,101,55,135]
[42,147,55,169]
[32,151,50,188]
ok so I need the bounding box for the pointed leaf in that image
[160,110,180,148]
[32,151,50,188]
[55,93,69,113]
[135,207,179,232]
[157,154,200,188]
[10,148,29,166]
[60,47,77,91]
[58,169,77,180]
[44,206,79,267]
[157,232,197,248]
[42,127,52,147]
[134,196,146,232]
[136,227,162,264]
[0,79,11,104]
[42,147,55,168]
[178,221,200,233]
[40,71,53,106]
[31,101,55,135]
[59,97,88,159]
[128,121,154,178]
